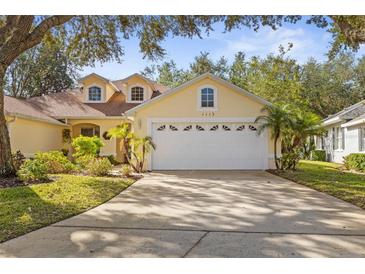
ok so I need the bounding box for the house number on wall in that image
[201,112,215,117]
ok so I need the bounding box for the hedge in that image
[343,153,365,172]
[311,150,327,162]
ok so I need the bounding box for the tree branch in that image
[20,16,74,54]
[28,16,74,43]
[0,16,21,45]
[0,16,74,67]
[330,16,365,45]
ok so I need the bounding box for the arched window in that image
[88,86,102,101]
[131,86,144,102]
[200,87,216,108]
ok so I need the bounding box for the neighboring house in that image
[319,100,365,163]
[5,72,277,170]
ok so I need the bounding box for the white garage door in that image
[151,122,268,170]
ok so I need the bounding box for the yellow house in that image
[5,72,277,169]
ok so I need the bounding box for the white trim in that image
[125,72,272,115]
[342,115,365,127]
[332,126,345,151]
[127,83,147,103]
[147,117,269,171]
[197,84,218,111]
[359,127,365,152]
[85,84,105,103]
[323,116,342,126]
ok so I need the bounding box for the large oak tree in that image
[1,15,365,176]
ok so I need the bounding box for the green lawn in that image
[0,175,134,243]
[272,160,365,209]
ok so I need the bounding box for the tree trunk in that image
[140,145,146,172]
[273,134,280,170]
[0,64,15,177]
[123,139,138,172]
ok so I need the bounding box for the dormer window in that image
[131,86,144,102]
[126,84,148,103]
[131,87,144,102]
[197,86,217,111]
[88,86,102,101]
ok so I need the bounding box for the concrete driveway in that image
[1,171,365,257]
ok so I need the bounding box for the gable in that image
[113,74,157,102]
[80,74,117,102]
[129,74,270,118]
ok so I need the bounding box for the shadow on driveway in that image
[1,171,365,257]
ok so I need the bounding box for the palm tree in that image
[289,111,324,148]
[107,124,138,171]
[108,124,156,172]
[255,104,291,169]
[132,136,157,172]
[282,110,324,169]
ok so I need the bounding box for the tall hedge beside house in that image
[344,153,365,172]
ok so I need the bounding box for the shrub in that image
[121,164,132,177]
[86,158,112,176]
[280,151,301,170]
[12,150,26,171]
[75,154,96,169]
[72,136,104,158]
[106,155,120,166]
[35,151,76,174]
[311,150,327,162]
[344,153,365,172]
[17,159,49,182]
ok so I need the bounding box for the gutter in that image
[6,112,68,127]
[52,115,134,121]
[322,116,342,127]
[341,117,365,128]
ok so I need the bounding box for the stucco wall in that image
[8,116,130,160]
[131,76,278,169]
[8,117,65,157]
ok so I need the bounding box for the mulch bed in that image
[0,172,141,189]
[0,176,26,188]
[0,177,52,188]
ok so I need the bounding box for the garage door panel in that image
[151,122,267,170]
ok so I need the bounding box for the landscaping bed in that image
[0,176,28,188]
[270,160,365,210]
[0,174,135,243]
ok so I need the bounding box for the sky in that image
[81,17,365,80]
